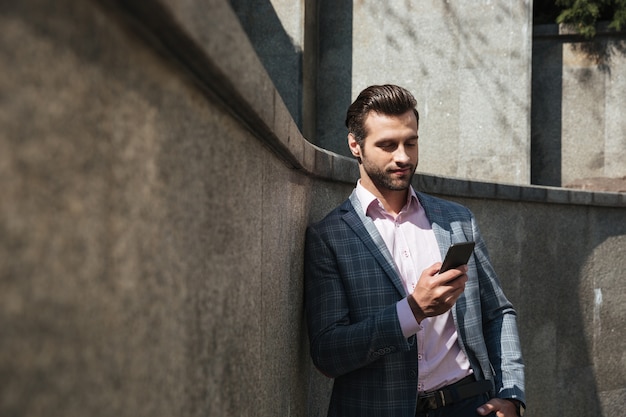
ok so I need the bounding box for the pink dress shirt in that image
[354,182,473,393]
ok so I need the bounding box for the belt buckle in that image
[423,396,438,411]
[417,394,440,412]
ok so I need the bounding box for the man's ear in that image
[348,133,361,159]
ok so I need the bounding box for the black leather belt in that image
[416,375,492,413]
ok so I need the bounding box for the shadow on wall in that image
[228,0,354,159]
[531,25,626,188]
[229,0,303,128]
[578,215,626,413]
[531,34,563,186]
[439,2,528,149]
[313,0,353,158]
[558,209,626,415]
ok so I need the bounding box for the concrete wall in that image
[0,1,319,416]
[532,24,626,187]
[228,3,626,190]
[229,0,305,129]
[1,1,626,417]
[316,1,533,185]
[233,1,533,185]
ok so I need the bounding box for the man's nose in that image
[394,146,410,164]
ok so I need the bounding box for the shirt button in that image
[418,354,423,360]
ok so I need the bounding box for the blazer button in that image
[409,370,417,378]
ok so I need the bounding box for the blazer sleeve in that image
[304,223,413,378]
[470,214,525,403]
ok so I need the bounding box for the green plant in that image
[555,0,626,37]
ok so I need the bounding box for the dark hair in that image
[346,84,420,145]
[345,84,419,145]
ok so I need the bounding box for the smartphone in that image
[439,241,475,273]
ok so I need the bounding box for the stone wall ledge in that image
[533,22,626,39]
[110,0,625,209]
[414,173,626,207]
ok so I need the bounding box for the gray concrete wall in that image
[532,24,626,187]
[1,1,626,417]
[0,1,318,416]
[315,1,533,186]
[232,1,533,185]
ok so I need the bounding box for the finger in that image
[476,401,497,416]
[443,264,468,276]
[477,398,513,417]
[426,263,443,276]
[434,270,457,284]
[447,272,467,288]
[446,284,467,305]
[438,269,467,286]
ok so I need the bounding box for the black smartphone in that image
[439,242,475,273]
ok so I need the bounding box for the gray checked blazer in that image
[304,189,525,417]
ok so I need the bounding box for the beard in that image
[361,158,416,191]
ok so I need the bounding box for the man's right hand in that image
[406,263,468,323]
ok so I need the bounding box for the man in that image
[304,85,525,417]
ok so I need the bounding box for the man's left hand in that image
[477,398,518,417]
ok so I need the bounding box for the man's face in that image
[349,110,419,194]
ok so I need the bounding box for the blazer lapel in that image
[416,192,452,261]
[343,191,407,297]
[417,192,469,324]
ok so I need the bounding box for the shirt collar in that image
[354,180,420,217]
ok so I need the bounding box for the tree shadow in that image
[556,21,626,74]
[568,36,626,75]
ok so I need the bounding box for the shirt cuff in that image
[396,298,422,338]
